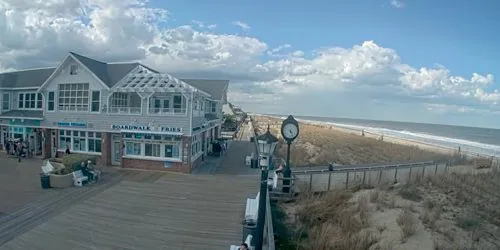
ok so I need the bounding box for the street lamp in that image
[255,125,278,250]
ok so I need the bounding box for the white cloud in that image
[0,0,498,126]
[232,21,251,30]
[390,0,405,8]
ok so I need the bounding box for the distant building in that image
[0,52,228,173]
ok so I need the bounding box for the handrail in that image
[263,188,275,250]
[292,161,435,174]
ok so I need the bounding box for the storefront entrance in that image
[111,135,122,165]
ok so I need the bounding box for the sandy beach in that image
[251,115,463,167]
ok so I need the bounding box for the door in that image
[51,131,57,158]
[112,140,121,165]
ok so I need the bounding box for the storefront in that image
[0,119,44,156]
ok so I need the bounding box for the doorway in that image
[111,140,122,165]
[51,131,57,158]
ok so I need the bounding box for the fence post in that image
[346,172,350,189]
[408,167,412,182]
[378,169,382,184]
[422,165,426,178]
[393,168,398,183]
[327,172,332,191]
[434,164,438,175]
[309,174,313,191]
[362,170,366,186]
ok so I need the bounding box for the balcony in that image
[148,107,187,115]
[108,107,141,114]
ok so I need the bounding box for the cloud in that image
[390,0,405,8]
[232,21,251,30]
[0,0,498,127]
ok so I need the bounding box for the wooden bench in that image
[72,170,89,187]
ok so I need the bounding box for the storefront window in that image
[123,132,182,159]
[145,143,161,157]
[58,129,102,153]
[165,143,180,158]
[125,142,141,155]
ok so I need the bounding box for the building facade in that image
[0,52,228,173]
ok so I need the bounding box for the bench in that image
[41,161,55,174]
[245,193,260,223]
[72,170,89,187]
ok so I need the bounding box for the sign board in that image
[8,119,41,126]
[111,124,182,133]
[57,122,87,128]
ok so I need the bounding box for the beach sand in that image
[252,115,459,167]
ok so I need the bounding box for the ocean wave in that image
[258,114,500,157]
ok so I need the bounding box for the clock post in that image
[280,115,299,194]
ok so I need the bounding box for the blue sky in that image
[1,0,499,128]
[156,0,500,82]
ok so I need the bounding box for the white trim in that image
[122,155,182,162]
[0,116,43,121]
[1,92,11,112]
[0,87,39,90]
[189,91,193,136]
[120,129,184,136]
[46,91,56,112]
[38,53,111,92]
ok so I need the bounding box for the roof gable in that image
[180,79,229,101]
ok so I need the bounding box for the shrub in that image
[58,154,99,174]
[398,184,422,202]
[397,208,418,242]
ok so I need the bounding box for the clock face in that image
[283,123,298,140]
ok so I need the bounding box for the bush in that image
[56,154,98,175]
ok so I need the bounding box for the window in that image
[58,83,89,111]
[88,132,102,153]
[59,130,72,150]
[211,102,216,113]
[125,142,141,155]
[173,95,183,112]
[18,93,42,109]
[145,143,161,157]
[165,143,180,158]
[58,130,102,153]
[2,93,9,111]
[72,131,87,151]
[111,93,128,107]
[47,92,55,111]
[91,91,100,112]
[191,135,201,156]
[70,64,78,75]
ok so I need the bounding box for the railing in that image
[107,107,141,114]
[230,188,275,250]
[148,107,187,115]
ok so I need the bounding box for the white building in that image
[0,52,228,173]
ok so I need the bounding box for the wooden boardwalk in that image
[0,172,259,250]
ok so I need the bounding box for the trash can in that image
[242,221,257,245]
[40,173,50,189]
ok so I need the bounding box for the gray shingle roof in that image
[70,52,154,88]
[180,79,229,101]
[0,68,55,89]
[0,110,44,119]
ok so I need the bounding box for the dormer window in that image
[70,64,78,75]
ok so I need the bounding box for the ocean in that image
[264,114,500,158]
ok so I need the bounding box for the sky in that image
[0,0,499,128]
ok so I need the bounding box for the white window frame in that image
[122,133,183,161]
[70,64,78,75]
[57,83,90,112]
[91,90,101,113]
[2,93,10,111]
[47,91,55,112]
[18,92,42,110]
[58,129,102,154]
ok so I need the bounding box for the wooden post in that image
[393,168,398,183]
[434,164,438,175]
[327,172,332,191]
[422,165,426,178]
[378,169,382,184]
[346,172,350,189]
[309,174,313,191]
[362,171,366,186]
[409,167,412,182]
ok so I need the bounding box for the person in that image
[65,144,71,154]
[16,140,22,162]
[328,162,334,171]
[239,243,249,250]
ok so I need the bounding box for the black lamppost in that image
[255,125,278,250]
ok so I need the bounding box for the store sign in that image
[111,124,182,133]
[8,119,41,126]
[57,122,87,128]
